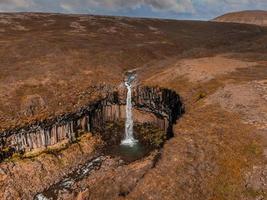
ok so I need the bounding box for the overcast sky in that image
[0,0,266,20]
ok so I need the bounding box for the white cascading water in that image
[121,74,137,146]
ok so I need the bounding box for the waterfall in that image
[121,73,137,146]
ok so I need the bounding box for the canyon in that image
[0,85,183,161]
[0,84,184,199]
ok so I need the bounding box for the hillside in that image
[0,12,266,131]
[0,13,266,200]
[213,10,267,26]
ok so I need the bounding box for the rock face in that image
[213,10,267,26]
[0,86,184,161]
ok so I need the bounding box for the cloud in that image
[58,0,195,13]
[0,0,267,19]
[0,0,34,9]
[192,0,267,18]
[0,0,195,13]
[145,0,195,13]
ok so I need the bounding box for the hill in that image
[213,10,267,26]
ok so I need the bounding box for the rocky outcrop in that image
[0,86,184,161]
[133,86,184,137]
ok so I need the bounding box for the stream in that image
[35,156,104,200]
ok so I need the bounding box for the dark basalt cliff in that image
[0,86,184,161]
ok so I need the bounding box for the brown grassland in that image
[0,13,266,200]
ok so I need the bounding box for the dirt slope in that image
[213,10,267,26]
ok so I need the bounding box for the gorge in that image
[0,84,184,161]
[0,79,184,199]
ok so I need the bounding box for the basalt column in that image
[0,86,184,161]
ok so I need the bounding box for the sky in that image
[0,0,266,20]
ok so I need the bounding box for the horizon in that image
[0,9,266,21]
[0,1,267,20]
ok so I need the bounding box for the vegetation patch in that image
[96,121,167,149]
[196,91,207,101]
[245,187,266,199]
[135,123,166,148]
